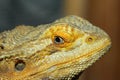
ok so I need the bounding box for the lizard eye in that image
[15,60,26,71]
[54,36,64,44]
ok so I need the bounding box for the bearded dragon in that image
[0,15,111,80]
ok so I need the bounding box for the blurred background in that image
[0,0,119,80]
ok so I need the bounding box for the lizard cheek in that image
[15,60,26,71]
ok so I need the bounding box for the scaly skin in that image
[0,15,111,80]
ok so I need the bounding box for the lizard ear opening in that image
[15,60,26,71]
[0,45,4,50]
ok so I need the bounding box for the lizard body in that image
[0,15,111,80]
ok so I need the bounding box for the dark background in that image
[0,0,119,80]
[0,0,62,32]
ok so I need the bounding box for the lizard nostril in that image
[88,37,93,42]
[15,60,26,71]
[85,36,96,44]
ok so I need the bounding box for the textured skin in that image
[0,15,111,80]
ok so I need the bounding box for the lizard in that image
[0,15,111,80]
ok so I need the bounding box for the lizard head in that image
[39,16,111,79]
[0,16,111,80]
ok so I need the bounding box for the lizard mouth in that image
[71,39,111,80]
[54,39,111,67]
[25,39,111,79]
[51,39,111,79]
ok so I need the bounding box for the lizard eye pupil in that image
[54,36,64,44]
[15,60,25,71]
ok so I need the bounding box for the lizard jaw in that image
[29,37,111,79]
